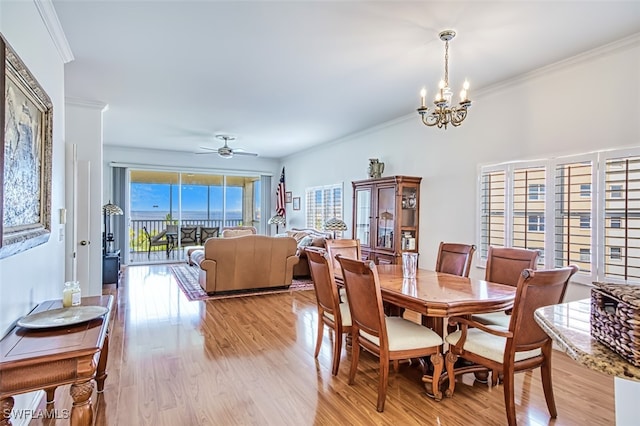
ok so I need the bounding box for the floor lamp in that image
[323,217,348,239]
[102,201,123,254]
[268,214,286,234]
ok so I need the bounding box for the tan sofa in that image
[195,234,299,294]
[285,228,331,277]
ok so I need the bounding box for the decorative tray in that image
[17,306,109,329]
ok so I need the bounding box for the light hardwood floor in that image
[31,264,614,425]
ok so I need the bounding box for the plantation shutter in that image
[603,156,640,281]
[554,161,593,273]
[479,170,506,261]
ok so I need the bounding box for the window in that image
[528,183,545,200]
[528,215,545,232]
[610,184,623,198]
[580,248,591,262]
[305,183,343,230]
[580,184,591,197]
[513,167,545,251]
[610,247,622,260]
[610,216,622,229]
[479,149,640,284]
[479,171,506,260]
[580,214,591,229]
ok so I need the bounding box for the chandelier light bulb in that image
[420,87,427,107]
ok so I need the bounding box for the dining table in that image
[375,264,517,396]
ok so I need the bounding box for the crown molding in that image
[475,31,640,99]
[66,97,109,111]
[34,0,74,64]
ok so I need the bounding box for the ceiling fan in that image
[198,134,258,159]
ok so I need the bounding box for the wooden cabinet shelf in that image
[352,175,421,265]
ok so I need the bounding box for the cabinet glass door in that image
[376,186,396,250]
[355,188,371,246]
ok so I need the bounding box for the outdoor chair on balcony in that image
[180,226,198,245]
[142,226,169,259]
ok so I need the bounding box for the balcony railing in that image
[129,218,244,257]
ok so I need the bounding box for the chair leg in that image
[332,328,343,376]
[444,351,458,398]
[314,314,324,359]
[540,342,558,418]
[377,355,390,412]
[503,363,516,426]
[348,337,360,385]
[392,360,399,373]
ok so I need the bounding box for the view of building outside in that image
[480,152,640,284]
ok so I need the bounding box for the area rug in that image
[170,263,314,301]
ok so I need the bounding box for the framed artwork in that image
[292,197,301,211]
[285,191,292,203]
[0,34,53,259]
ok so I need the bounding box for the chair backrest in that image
[305,248,342,324]
[508,265,578,353]
[148,228,167,243]
[435,242,476,277]
[326,239,361,280]
[200,227,220,243]
[180,226,198,243]
[336,256,387,349]
[485,246,539,286]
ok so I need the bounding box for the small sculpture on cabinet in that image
[368,158,384,179]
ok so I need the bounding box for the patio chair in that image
[142,226,169,259]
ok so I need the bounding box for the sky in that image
[131,183,244,212]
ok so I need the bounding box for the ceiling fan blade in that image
[199,146,218,151]
[195,151,217,155]
[232,151,258,157]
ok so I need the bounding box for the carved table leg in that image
[96,331,110,392]
[45,387,57,411]
[1,397,14,426]
[70,380,94,426]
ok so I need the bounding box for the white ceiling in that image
[52,1,640,159]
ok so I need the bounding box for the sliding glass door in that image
[129,170,262,264]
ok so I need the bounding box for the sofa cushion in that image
[298,236,314,248]
[311,237,326,247]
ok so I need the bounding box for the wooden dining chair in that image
[325,239,361,284]
[473,247,540,328]
[305,248,352,376]
[435,242,476,277]
[336,255,444,411]
[444,265,578,426]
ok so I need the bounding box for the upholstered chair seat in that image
[361,316,442,351]
[445,326,541,364]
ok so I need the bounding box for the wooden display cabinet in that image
[352,175,421,265]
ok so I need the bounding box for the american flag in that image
[275,167,286,217]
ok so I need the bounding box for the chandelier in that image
[417,30,471,129]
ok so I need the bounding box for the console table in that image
[0,295,113,426]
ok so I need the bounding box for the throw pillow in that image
[298,236,313,248]
[311,237,326,247]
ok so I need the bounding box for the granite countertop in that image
[535,299,640,382]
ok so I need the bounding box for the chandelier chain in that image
[444,40,449,87]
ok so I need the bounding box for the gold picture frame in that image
[0,34,53,259]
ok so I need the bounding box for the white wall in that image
[281,34,640,301]
[0,2,67,335]
[0,1,68,421]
